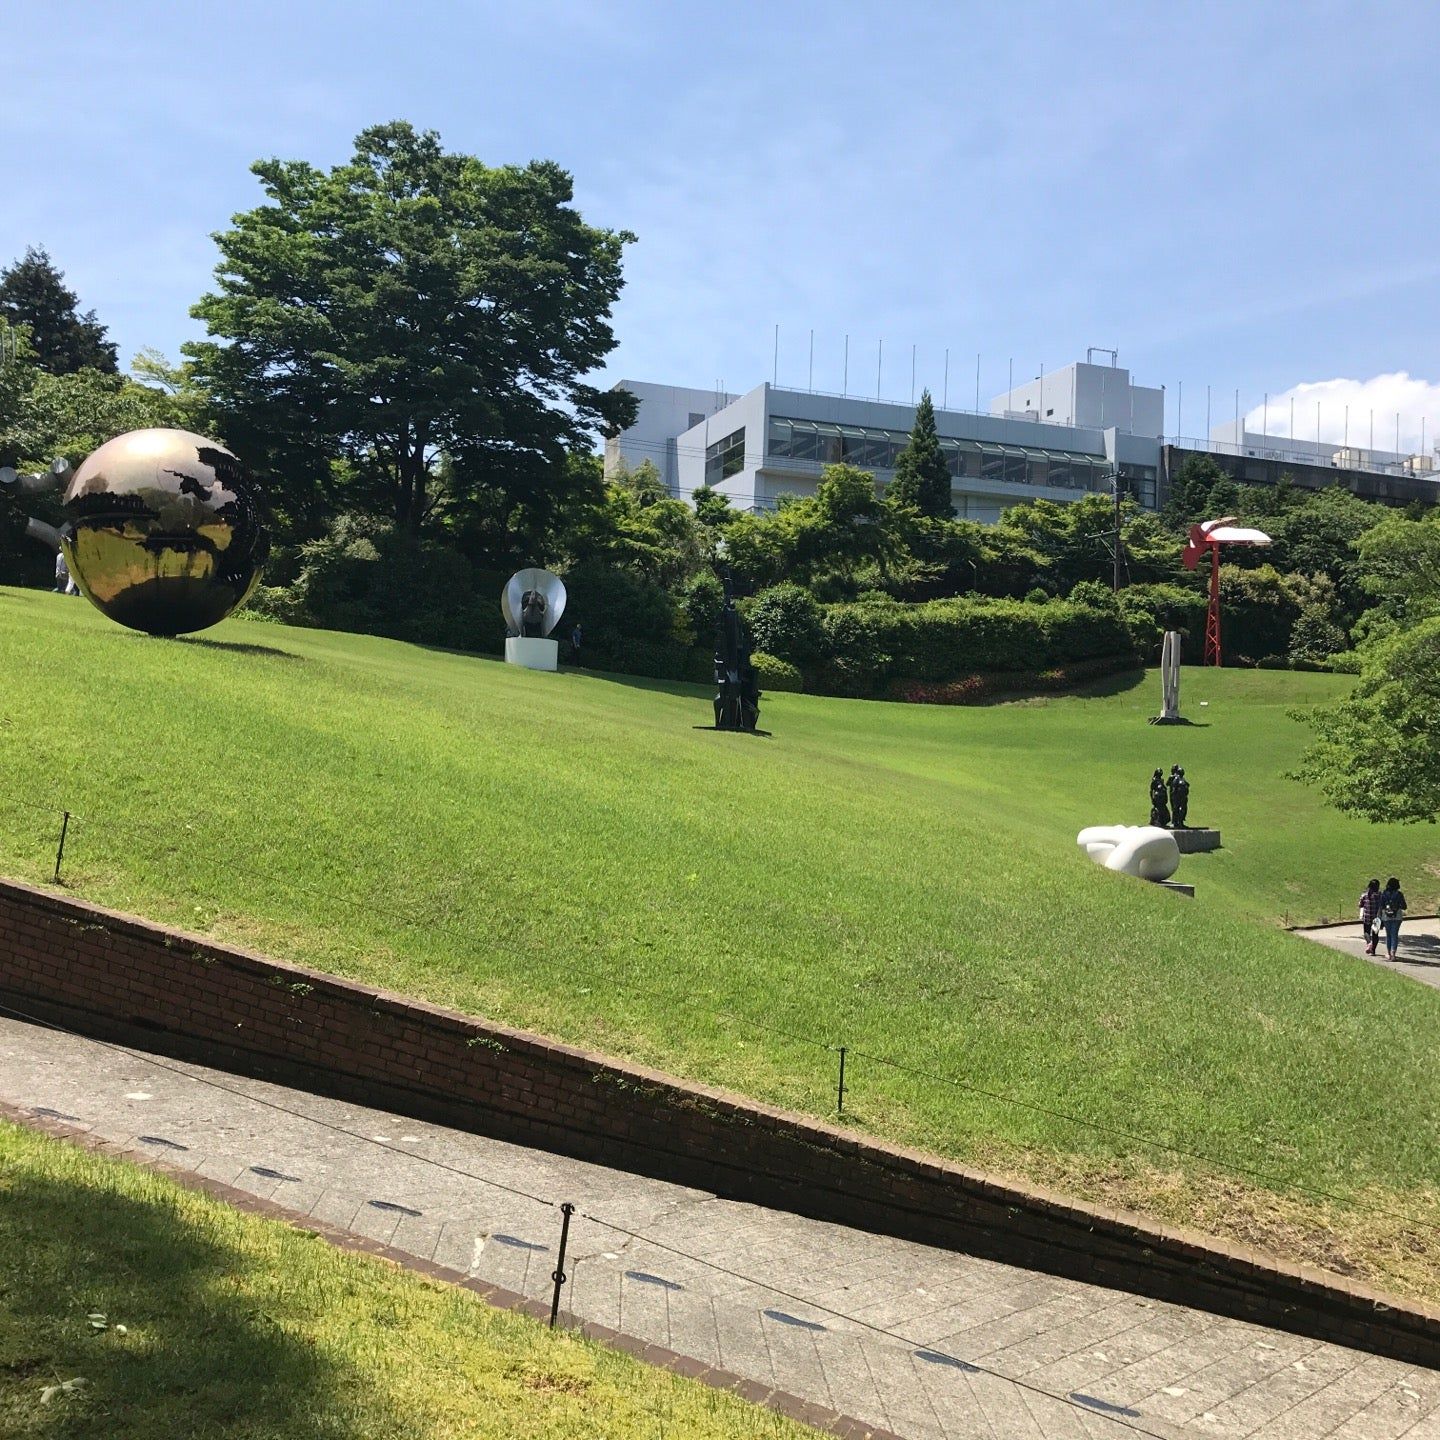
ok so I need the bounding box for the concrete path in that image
[1299,917,1440,992]
[0,1013,1437,1440]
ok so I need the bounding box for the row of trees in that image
[0,121,1434,815]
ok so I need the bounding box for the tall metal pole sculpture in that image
[1182,518,1272,666]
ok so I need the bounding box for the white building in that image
[605,356,1440,519]
[607,359,1164,519]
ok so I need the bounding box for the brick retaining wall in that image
[1,876,1435,1366]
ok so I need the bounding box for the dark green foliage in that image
[560,560,687,677]
[1294,617,1440,821]
[747,583,825,665]
[1353,510,1440,625]
[1114,583,1209,661]
[691,486,734,531]
[0,246,117,375]
[188,122,636,538]
[1218,563,1301,663]
[996,494,1175,593]
[677,571,724,647]
[1162,453,1231,526]
[750,651,803,692]
[887,390,953,517]
[810,594,1134,696]
[248,516,507,652]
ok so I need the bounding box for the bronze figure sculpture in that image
[1149,768,1171,828]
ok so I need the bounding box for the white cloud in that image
[1244,373,1440,456]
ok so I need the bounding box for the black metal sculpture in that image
[713,573,761,732]
[1168,766,1190,828]
[1149,768,1171,828]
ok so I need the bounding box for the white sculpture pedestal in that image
[505,636,558,672]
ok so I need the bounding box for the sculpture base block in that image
[1170,828,1220,853]
[1155,879,1196,897]
[504,637,558,672]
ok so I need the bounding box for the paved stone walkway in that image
[1,1013,1437,1440]
[1299,918,1440,993]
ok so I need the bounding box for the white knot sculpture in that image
[1076,825,1180,882]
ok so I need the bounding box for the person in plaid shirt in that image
[1358,878,1383,956]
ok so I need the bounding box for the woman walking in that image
[1379,877,1408,962]
[1358,878,1382,956]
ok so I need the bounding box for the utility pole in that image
[1112,470,1123,592]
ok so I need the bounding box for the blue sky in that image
[4,0,1438,446]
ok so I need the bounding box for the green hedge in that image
[810,595,1133,695]
[750,651,803,692]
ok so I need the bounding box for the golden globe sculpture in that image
[60,428,268,636]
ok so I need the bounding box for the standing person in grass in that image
[1379,877,1408,961]
[1358,878,1383,956]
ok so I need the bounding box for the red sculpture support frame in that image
[1182,518,1273,667]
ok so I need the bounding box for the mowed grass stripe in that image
[1,587,1438,1300]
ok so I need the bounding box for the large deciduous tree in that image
[186,122,637,540]
[1294,618,1440,823]
[887,390,953,517]
[0,247,117,376]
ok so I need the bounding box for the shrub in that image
[804,594,1133,696]
[815,604,894,695]
[886,655,1138,704]
[677,571,723,647]
[748,582,825,665]
[750,651,803,692]
[561,560,678,670]
[255,516,509,654]
[1115,583,1209,662]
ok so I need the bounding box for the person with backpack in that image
[1379,877,1408,961]
[1358,878,1383,956]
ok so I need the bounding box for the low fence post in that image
[53,811,70,884]
[549,1202,575,1327]
[837,1045,847,1117]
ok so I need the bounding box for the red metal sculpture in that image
[1182,517,1273,666]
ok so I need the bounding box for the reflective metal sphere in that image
[60,428,269,636]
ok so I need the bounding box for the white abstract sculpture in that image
[1160,630,1181,720]
[1076,825,1180,882]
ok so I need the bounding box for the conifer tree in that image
[888,389,953,517]
[0,247,117,375]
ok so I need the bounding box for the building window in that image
[705,427,746,485]
[765,415,1106,494]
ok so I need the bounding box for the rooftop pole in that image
[772,324,779,387]
[843,334,849,396]
[876,338,882,400]
[943,348,950,409]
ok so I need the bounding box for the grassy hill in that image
[2,586,1438,1301]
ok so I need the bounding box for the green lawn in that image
[2,586,1438,1301]
[0,1121,816,1439]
